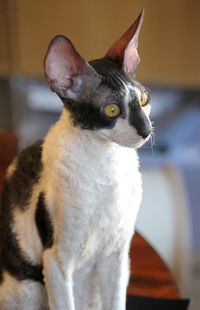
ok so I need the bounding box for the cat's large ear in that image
[44,35,100,100]
[105,9,144,77]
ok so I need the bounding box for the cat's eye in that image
[103,103,121,118]
[139,91,149,107]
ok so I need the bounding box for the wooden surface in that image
[128,232,180,298]
[0,130,181,298]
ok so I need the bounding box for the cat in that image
[0,9,152,310]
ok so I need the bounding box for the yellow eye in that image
[140,91,149,107]
[103,103,121,118]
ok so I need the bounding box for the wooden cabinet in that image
[0,0,9,76]
[0,0,200,87]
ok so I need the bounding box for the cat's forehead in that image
[90,57,146,103]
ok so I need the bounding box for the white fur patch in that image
[0,272,48,310]
[41,109,143,308]
[6,159,17,179]
[12,204,43,265]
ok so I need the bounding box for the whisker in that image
[149,125,156,155]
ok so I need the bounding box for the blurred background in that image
[0,0,200,308]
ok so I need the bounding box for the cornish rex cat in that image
[0,10,152,310]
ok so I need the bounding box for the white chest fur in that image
[42,111,142,267]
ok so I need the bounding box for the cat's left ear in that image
[44,35,100,100]
[105,9,144,77]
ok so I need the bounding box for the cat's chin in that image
[134,134,152,149]
[113,134,151,149]
[96,132,151,149]
[117,140,145,149]
[134,140,148,149]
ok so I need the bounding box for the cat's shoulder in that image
[2,140,44,208]
[6,140,44,179]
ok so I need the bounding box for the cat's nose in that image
[141,127,152,139]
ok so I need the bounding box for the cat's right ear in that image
[44,35,99,100]
[105,9,144,77]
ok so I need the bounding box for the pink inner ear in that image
[44,35,87,96]
[124,37,140,75]
[105,9,144,74]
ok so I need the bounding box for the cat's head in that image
[44,10,152,148]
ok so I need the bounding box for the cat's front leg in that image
[97,245,130,310]
[43,247,75,310]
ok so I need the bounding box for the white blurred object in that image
[27,83,62,112]
[149,89,181,119]
[136,166,192,296]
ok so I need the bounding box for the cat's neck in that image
[42,108,139,195]
[43,108,138,166]
[53,108,118,150]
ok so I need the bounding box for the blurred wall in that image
[0,0,200,87]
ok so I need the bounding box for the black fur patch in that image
[0,140,44,284]
[90,57,131,92]
[65,101,117,130]
[6,140,43,209]
[129,101,152,138]
[0,182,44,284]
[35,192,53,249]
